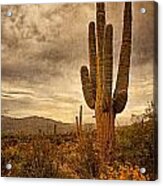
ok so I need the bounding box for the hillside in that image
[1,115,95,135]
[1,115,74,135]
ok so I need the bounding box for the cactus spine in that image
[81,2,132,161]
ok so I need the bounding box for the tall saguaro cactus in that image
[81,2,132,161]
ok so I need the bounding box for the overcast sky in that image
[1,2,155,124]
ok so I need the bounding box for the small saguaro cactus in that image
[75,116,79,137]
[75,105,83,140]
[53,124,57,136]
[80,2,132,161]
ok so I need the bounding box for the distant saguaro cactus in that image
[75,116,79,137]
[81,2,132,161]
[75,105,83,140]
[53,124,57,137]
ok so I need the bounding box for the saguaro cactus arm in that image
[96,3,106,89]
[102,24,113,111]
[81,21,97,109]
[81,66,95,109]
[113,2,132,113]
[89,22,96,100]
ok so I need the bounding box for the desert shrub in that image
[99,161,149,180]
[71,133,100,179]
[19,137,60,178]
[114,102,157,180]
[1,102,157,180]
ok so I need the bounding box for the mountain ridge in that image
[1,115,75,135]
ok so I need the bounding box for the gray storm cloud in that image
[1,2,155,124]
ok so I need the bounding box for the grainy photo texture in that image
[1,1,158,180]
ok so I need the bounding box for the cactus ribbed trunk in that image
[81,2,132,161]
[96,109,115,160]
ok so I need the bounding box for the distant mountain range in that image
[1,115,94,135]
[1,115,74,135]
